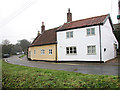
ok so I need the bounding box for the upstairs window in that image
[87,28,95,36]
[66,31,73,38]
[41,49,45,55]
[66,47,77,54]
[87,45,96,55]
[49,49,52,55]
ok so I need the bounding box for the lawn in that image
[19,54,26,58]
[2,61,120,88]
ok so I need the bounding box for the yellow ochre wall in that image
[28,44,57,61]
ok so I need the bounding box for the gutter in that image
[56,23,103,32]
[29,43,57,47]
[99,25,102,61]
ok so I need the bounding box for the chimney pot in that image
[42,22,44,26]
[37,31,40,36]
[41,22,45,33]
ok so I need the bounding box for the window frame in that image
[86,28,95,36]
[41,49,45,55]
[49,49,52,55]
[66,31,73,38]
[66,46,77,55]
[34,50,36,54]
[87,45,96,55]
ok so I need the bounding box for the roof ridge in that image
[66,14,109,24]
[44,26,60,32]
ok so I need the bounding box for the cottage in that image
[28,9,118,62]
[57,9,118,62]
[28,22,59,61]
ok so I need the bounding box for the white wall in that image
[57,26,101,61]
[101,19,118,62]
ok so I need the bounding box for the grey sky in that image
[0,0,118,44]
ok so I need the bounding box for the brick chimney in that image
[67,8,72,22]
[41,22,45,33]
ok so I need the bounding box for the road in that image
[5,55,119,75]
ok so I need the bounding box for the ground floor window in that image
[87,45,96,55]
[66,47,77,54]
[41,49,45,55]
[49,49,52,55]
[34,50,36,54]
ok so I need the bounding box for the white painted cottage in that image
[57,9,118,62]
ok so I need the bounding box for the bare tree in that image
[2,39,10,45]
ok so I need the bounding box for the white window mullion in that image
[87,46,96,55]
[66,47,77,54]
[41,49,45,55]
[87,28,95,36]
[66,31,73,38]
[49,49,52,55]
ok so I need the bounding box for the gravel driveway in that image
[5,55,119,76]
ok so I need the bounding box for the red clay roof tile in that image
[58,14,108,31]
[30,27,59,46]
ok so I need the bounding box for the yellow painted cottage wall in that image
[28,44,57,61]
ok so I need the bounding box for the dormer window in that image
[66,31,73,38]
[87,28,95,36]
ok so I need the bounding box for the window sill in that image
[66,54,77,55]
[86,34,95,36]
[66,37,73,39]
[87,53,96,55]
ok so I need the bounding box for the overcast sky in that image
[0,0,118,44]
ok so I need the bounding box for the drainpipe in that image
[56,44,58,63]
[99,25,102,61]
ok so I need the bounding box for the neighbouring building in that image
[28,9,118,62]
[117,0,120,23]
[113,0,120,54]
[28,22,59,61]
[114,23,120,54]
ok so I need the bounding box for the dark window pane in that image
[67,51,69,54]
[74,47,76,53]
[66,32,69,38]
[66,47,69,51]
[74,47,76,50]
[91,28,95,35]
[70,32,73,37]
[87,29,90,35]
[74,50,76,53]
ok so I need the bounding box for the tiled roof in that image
[58,14,109,31]
[30,27,59,47]
[30,14,110,47]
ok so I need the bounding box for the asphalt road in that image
[5,55,119,76]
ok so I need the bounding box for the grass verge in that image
[2,61,120,88]
[19,54,26,58]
